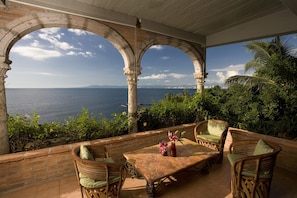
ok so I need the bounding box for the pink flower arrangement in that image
[159,130,186,156]
[168,131,179,142]
[168,130,185,144]
[159,140,168,155]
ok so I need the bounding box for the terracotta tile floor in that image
[1,155,297,198]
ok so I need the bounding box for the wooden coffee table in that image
[123,138,219,197]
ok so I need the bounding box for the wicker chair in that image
[227,140,281,198]
[72,145,127,198]
[194,119,229,163]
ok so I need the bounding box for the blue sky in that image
[7,28,297,88]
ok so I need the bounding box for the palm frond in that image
[245,60,265,72]
[245,41,271,61]
[225,75,276,88]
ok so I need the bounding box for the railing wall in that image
[0,124,296,193]
[0,124,196,193]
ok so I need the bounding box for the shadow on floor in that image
[1,154,297,198]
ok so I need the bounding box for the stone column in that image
[0,57,11,154]
[194,72,205,93]
[124,66,141,133]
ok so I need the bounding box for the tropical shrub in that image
[8,109,129,152]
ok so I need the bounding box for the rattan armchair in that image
[227,140,281,198]
[194,120,229,163]
[72,145,127,198]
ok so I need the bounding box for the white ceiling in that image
[9,0,297,47]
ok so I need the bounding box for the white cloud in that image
[55,41,74,50]
[22,34,33,40]
[38,29,74,51]
[98,44,105,49]
[27,72,56,76]
[11,46,62,60]
[206,64,246,84]
[216,72,225,83]
[31,40,40,47]
[215,70,240,84]
[150,45,163,50]
[210,64,245,72]
[66,51,93,57]
[168,73,189,79]
[79,51,93,57]
[161,56,170,60]
[139,72,190,80]
[226,70,239,78]
[139,74,167,80]
[68,29,91,36]
[67,51,76,56]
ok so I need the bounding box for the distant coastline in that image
[6,85,197,89]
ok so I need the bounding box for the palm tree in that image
[225,36,293,89]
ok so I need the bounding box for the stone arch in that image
[138,36,205,92]
[0,12,139,152]
[0,12,134,69]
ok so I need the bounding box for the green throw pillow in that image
[207,120,226,137]
[80,145,94,160]
[253,139,274,156]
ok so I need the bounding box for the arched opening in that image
[139,45,196,106]
[7,27,127,123]
[137,37,205,93]
[140,45,196,88]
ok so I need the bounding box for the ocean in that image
[6,88,195,123]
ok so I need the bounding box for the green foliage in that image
[64,108,101,140]
[8,108,129,152]
[224,36,297,138]
[137,90,208,131]
[8,83,297,153]
[8,112,42,140]
[100,111,130,137]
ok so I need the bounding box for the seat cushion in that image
[197,134,221,143]
[79,173,120,188]
[253,139,274,156]
[80,145,94,161]
[95,157,114,163]
[207,120,226,137]
[227,153,246,166]
[228,153,272,178]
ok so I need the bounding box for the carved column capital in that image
[193,72,204,93]
[0,57,11,83]
[193,72,204,83]
[124,66,142,84]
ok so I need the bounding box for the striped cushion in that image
[207,120,226,137]
[79,173,120,188]
[196,134,221,143]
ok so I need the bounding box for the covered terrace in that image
[1,0,297,153]
[0,0,297,197]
